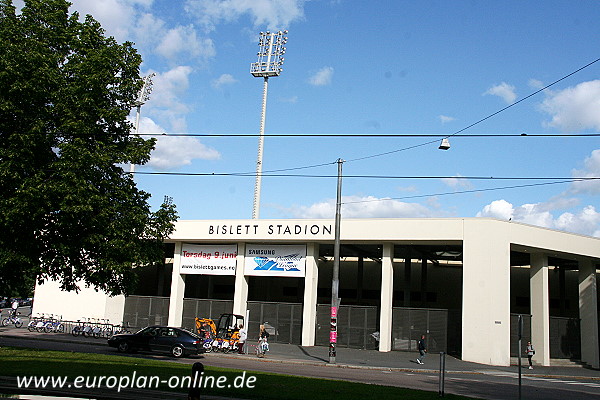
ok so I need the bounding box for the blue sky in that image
[45,1,600,235]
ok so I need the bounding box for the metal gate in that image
[510,314,581,360]
[181,299,234,333]
[391,307,448,353]
[510,314,532,357]
[315,304,379,350]
[550,316,581,360]
[123,295,170,329]
[246,301,303,344]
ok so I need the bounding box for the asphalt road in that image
[0,335,598,400]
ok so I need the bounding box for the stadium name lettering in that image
[208,224,332,237]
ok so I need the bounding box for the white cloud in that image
[185,0,306,31]
[135,117,221,170]
[477,197,600,237]
[142,66,194,131]
[211,73,238,88]
[539,80,600,132]
[528,78,544,89]
[308,66,334,86]
[441,174,473,190]
[288,195,438,219]
[438,115,455,124]
[483,82,517,104]
[477,199,514,220]
[570,149,600,195]
[156,25,216,63]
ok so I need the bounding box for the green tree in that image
[0,0,177,297]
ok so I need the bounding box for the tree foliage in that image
[0,0,178,296]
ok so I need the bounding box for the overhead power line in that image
[342,179,592,205]
[135,132,600,138]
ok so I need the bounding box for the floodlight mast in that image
[250,30,288,219]
[130,73,155,174]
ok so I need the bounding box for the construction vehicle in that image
[195,313,244,353]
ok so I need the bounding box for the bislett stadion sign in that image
[207,222,334,238]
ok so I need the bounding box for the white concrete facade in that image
[33,218,600,368]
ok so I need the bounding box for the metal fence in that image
[391,307,448,353]
[510,314,581,360]
[510,314,532,357]
[550,316,581,360]
[315,304,380,350]
[123,295,170,330]
[181,298,234,333]
[246,301,303,344]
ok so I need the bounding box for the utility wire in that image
[134,171,600,181]
[346,57,600,163]
[135,132,600,137]
[342,179,588,204]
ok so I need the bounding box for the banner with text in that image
[180,244,237,275]
[245,244,306,277]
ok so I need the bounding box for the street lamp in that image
[250,30,288,219]
[130,73,155,174]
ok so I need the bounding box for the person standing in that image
[526,341,535,369]
[237,324,247,354]
[416,334,427,364]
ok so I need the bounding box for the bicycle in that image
[43,315,64,333]
[255,337,269,358]
[2,312,23,328]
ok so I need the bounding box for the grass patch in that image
[0,347,476,400]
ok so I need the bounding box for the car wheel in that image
[117,341,130,353]
[171,345,185,358]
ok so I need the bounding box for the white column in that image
[379,243,394,352]
[530,253,550,366]
[232,242,249,316]
[167,241,185,327]
[462,220,511,366]
[302,243,319,346]
[578,259,599,369]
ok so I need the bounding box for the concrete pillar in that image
[420,258,428,307]
[302,243,319,346]
[530,253,550,366]
[167,241,186,327]
[379,243,394,352]
[462,220,511,366]
[578,259,599,369]
[232,242,248,316]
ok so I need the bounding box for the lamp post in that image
[330,158,344,364]
[250,30,288,219]
[130,73,155,174]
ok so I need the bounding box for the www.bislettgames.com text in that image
[17,371,257,393]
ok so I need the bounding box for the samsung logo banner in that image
[180,244,237,275]
[245,245,306,278]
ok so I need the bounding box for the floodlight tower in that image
[130,73,155,174]
[250,30,288,219]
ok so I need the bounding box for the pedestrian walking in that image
[526,341,535,369]
[416,334,427,364]
[237,324,247,354]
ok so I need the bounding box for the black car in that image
[108,326,203,358]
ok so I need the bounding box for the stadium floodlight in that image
[250,31,288,219]
[130,73,155,174]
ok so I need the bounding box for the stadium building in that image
[33,218,600,368]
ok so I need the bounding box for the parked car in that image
[108,326,203,358]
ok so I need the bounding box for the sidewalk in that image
[1,324,598,380]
